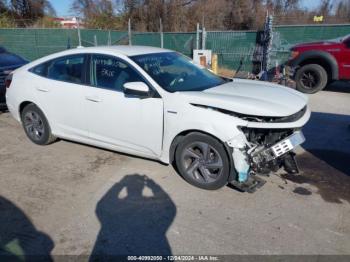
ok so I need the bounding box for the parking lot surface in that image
[0,83,350,256]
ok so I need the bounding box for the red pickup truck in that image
[288,34,350,93]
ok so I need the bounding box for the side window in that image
[47,55,85,84]
[90,54,145,92]
[30,62,48,77]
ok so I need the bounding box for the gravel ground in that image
[0,82,349,258]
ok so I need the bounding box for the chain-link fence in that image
[1,24,350,72]
[0,28,129,61]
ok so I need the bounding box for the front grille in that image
[237,106,307,123]
[270,106,307,123]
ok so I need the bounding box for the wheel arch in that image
[168,129,236,182]
[292,51,339,81]
[19,101,35,116]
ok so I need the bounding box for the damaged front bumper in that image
[227,130,306,190]
[225,105,310,191]
[251,131,305,165]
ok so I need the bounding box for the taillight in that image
[5,74,12,88]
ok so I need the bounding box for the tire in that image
[295,64,328,94]
[21,104,57,145]
[175,132,230,190]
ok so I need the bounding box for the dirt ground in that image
[0,82,349,258]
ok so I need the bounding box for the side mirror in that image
[123,82,150,97]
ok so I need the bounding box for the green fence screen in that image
[1,25,350,72]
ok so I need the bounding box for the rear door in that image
[31,54,88,139]
[84,54,163,157]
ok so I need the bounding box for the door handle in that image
[36,87,49,92]
[85,96,102,102]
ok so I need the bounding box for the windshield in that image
[130,52,226,92]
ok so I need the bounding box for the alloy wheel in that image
[300,70,319,90]
[23,111,45,141]
[181,142,224,183]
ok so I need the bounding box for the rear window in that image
[30,55,86,85]
[31,63,48,77]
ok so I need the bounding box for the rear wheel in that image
[21,104,56,145]
[295,64,328,94]
[175,133,230,190]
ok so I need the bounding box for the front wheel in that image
[175,133,230,190]
[295,64,328,94]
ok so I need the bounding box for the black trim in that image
[82,54,90,85]
[191,104,307,123]
[224,142,237,182]
[290,50,339,80]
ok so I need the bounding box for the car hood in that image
[178,79,308,117]
[0,53,28,68]
[292,41,340,49]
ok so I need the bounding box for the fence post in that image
[202,26,206,50]
[94,35,98,46]
[128,18,132,46]
[34,29,39,59]
[160,18,164,48]
[108,30,111,46]
[196,23,200,49]
[77,17,82,47]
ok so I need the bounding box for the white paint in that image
[6,46,310,166]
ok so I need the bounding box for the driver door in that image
[341,37,350,79]
[84,54,164,157]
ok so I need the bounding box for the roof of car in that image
[70,45,172,56]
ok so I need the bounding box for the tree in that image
[0,13,16,27]
[9,0,55,26]
[335,0,350,23]
[72,0,124,29]
[0,0,8,13]
[319,0,332,15]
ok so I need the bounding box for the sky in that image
[50,0,323,17]
[51,0,72,17]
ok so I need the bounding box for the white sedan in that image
[6,46,310,190]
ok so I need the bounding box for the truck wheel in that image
[175,133,230,190]
[295,64,328,94]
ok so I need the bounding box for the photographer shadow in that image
[0,196,54,261]
[90,174,176,259]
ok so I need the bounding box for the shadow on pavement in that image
[90,174,176,259]
[0,196,54,261]
[282,112,350,203]
[325,81,350,93]
[302,112,350,177]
